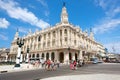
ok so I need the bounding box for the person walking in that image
[46,59,51,71]
[41,58,45,68]
[70,60,74,70]
[51,60,56,70]
[73,60,77,70]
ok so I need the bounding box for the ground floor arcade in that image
[8,49,98,64]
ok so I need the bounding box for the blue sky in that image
[0,0,120,53]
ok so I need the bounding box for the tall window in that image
[53,31,55,38]
[60,30,62,36]
[64,29,67,36]
[44,34,46,40]
[42,53,44,58]
[32,54,35,58]
[48,33,50,39]
[38,35,41,41]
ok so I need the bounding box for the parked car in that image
[90,58,98,64]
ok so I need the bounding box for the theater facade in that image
[9,5,105,63]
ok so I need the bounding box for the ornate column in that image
[50,32,53,47]
[46,33,47,48]
[55,51,58,61]
[72,53,75,60]
[55,30,58,47]
[64,50,69,64]
[44,53,46,60]
[36,36,38,50]
[41,34,43,49]
[67,28,70,46]
[79,50,83,60]
[62,28,64,46]
[58,29,60,47]
[71,31,75,46]
[49,52,51,60]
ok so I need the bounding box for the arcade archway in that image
[69,53,72,60]
[59,52,64,63]
[46,53,49,60]
[75,53,78,61]
[51,52,55,61]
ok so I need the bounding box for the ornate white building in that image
[9,5,105,63]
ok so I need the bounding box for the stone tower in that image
[61,2,69,24]
[14,28,19,40]
[89,28,94,40]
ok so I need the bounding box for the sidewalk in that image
[41,74,120,80]
[0,63,42,73]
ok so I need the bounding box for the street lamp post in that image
[26,47,29,63]
[14,37,24,67]
[20,51,23,64]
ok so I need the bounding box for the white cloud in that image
[93,0,120,34]
[94,0,107,9]
[95,0,120,18]
[106,7,120,18]
[0,18,10,28]
[93,18,120,34]
[37,0,48,8]
[37,0,49,17]
[0,0,50,29]
[45,10,49,17]
[19,27,29,34]
[0,34,8,40]
[104,42,120,54]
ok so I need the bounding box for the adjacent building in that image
[0,48,10,62]
[9,5,105,63]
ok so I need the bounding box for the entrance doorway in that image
[41,53,44,59]
[69,53,72,61]
[75,53,78,61]
[46,53,49,60]
[59,52,64,63]
[51,52,55,61]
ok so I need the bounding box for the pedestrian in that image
[70,60,74,70]
[82,59,85,66]
[51,60,56,70]
[44,60,47,69]
[56,60,60,68]
[46,59,51,71]
[41,58,45,68]
[73,60,77,70]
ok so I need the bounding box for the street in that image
[0,63,120,80]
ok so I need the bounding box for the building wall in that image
[9,6,105,63]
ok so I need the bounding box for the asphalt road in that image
[0,63,120,80]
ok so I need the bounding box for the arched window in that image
[51,52,55,61]
[46,53,49,60]
[42,53,44,58]
[36,54,39,58]
[29,55,31,58]
[64,29,67,36]
[48,32,50,38]
[53,31,55,38]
